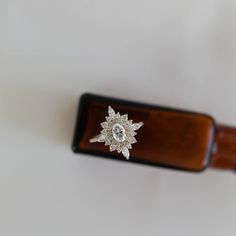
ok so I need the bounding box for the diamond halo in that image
[89,106,144,160]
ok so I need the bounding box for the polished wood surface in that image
[73,94,216,172]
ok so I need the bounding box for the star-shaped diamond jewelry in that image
[89,106,144,160]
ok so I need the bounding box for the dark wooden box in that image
[72,93,216,172]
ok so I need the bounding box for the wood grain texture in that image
[211,125,236,170]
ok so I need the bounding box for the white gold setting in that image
[89,106,144,160]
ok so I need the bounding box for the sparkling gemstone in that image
[112,123,126,142]
[122,147,130,159]
[132,122,143,130]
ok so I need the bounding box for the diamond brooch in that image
[89,106,144,160]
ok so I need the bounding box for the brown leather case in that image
[72,93,236,172]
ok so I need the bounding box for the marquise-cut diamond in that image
[132,122,144,130]
[108,106,115,118]
[122,147,130,160]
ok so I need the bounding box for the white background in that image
[1,0,236,235]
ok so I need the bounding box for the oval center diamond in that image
[112,123,126,142]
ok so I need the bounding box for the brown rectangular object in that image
[72,93,215,172]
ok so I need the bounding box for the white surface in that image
[1,0,236,235]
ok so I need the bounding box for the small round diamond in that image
[112,123,126,142]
